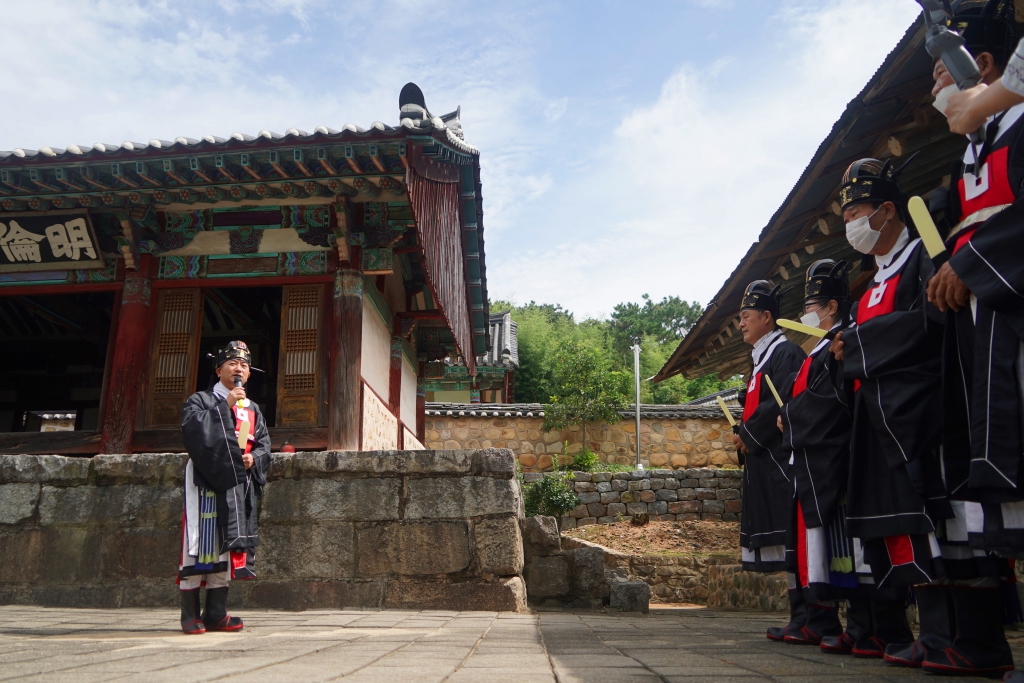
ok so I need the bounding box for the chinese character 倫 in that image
[0,221,45,263]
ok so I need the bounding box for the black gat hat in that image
[215,340,251,368]
[740,280,782,320]
[950,0,1018,67]
[838,156,915,213]
[804,259,850,302]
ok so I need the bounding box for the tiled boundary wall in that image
[525,468,742,529]
[424,403,742,472]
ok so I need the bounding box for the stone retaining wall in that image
[0,449,527,612]
[706,565,788,612]
[562,536,737,605]
[423,411,740,471]
[523,468,743,529]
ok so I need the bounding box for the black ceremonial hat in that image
[950,0,1017,66]
[804,259,850,302]
[838,157,913,213]
[215,340,251,367]
[740,280,782,319]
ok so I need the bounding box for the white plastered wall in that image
[360,298,391,402]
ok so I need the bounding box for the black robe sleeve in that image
[843,244,944,469]
[181,391,247,493]
[738,341,806,471]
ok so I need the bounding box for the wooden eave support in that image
[369,146,387,173]
[217,167,237,182]
[293,160,313,177]
[81,169,110,190]
[318,158,337,175]
[243,166,262,181]
[270,161,290,179]
[191,168,215,184]
[163,170,190,186]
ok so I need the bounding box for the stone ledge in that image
[706,564,788,612]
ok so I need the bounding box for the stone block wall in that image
[523,468,742,529]
[0,449,527,612]
[706,564,788,612]
[562,536,737,605]
[423,406,740,471]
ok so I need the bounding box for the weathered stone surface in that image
[475,517,524,576]
[655,489,678,502]
[649,501,668,515]
[0,484,39,525]
[357,522,471,576]
[260,522,355,579]
[599,492,619,504]
[522,515,560,556]
[385,576,527,612]
[577,491,600,504]
[525,555,570,598]
[405,477,519,519]
[639,490,656,503]
[38,484,181,528]
[567,547,604,594]
[702,500,725,514]
[626,503,648,515]
[91,453,187,486]
[610,581,650,613]
[262,478,400,522]
[606,503,626,516]
[0,455,89,485]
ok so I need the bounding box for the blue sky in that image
[0,0,921,318]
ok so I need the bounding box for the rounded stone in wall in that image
[454,428,469,440]
[466,439,481,449]
[665,428,680,441]
[689,452,708,467]
[650,453,669,467]
[670,453,688,468]
[520,442,534,453]
[538,454,553,470]
[693,432,706,444]
[519,454,537,468]
[681,431,693,444]
[664,443,677,453]
[615,456,631,465]
[710,450,730,466]
[707,430,721,440]
[679,444,693,454]
[444,440,461,449]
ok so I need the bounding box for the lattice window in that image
[147,288,203,428]
[277,285,324,427]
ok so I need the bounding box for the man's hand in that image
[227,386,246,404]
[731,432,748,455]
[829,331,845,361]
[241,453,254,469]
[946,84,989,135]
[927,262,971,313]
[776,415,783,432]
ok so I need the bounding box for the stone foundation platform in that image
[0,448,527,612]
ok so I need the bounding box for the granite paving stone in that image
[0,604,1019,682]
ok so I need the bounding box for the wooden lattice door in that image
[145,288,204,428]
[277,285,325,427]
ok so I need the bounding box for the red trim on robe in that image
[857,274,901,324]
[742,374,761,423]
[958,147,1015,219]
[796,501,809,589]
[792,357,813,398]
[884,534,915,566]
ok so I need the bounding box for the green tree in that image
[609,294,703,355]
[542,341,630,452]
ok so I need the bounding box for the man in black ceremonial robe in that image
[177,340,271,635]
[920,1,1019,675]
[780,260,909,657]
[730,281,810,641]
[832,157,955,664]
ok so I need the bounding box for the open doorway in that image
[0,292,115,432]
[194,287,282,427]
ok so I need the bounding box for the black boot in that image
[180,589,205,635]
[884,585,953,667]
[822,597,873,654]
[922,586,1014,676]
[768,588,807,642]
[853,597,913,657]
[785,601,843,645]
[202,587,243,632]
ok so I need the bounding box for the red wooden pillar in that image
[388,335,403,448]
[416,360,426,443]
[98,255,156,454]
[328,269,363,451]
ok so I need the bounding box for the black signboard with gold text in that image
[0,211,105,272]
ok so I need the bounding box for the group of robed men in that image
[733,0,1024,677]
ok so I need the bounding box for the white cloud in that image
[485,0,923,316]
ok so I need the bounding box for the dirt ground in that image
[564,519,741,556]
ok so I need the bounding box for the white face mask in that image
[845,207,887,254]
[932,84,958,116]
[800,309,823,328]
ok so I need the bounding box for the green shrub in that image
[523,471,580,517]
[570,447,598,472]
[591,461,636,473]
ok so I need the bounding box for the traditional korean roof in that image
[0,82,491,369]
[653,15,967,381]
[423,402,740,420]
[681,386,741,408]
[478,309,518,369]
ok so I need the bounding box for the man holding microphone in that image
[177,340,271,635]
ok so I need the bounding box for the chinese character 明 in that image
[45,218,96,261]
[0,220,45,263]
